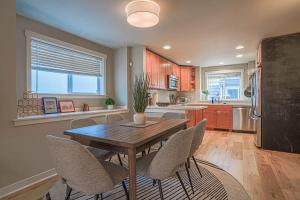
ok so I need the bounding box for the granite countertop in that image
[186,102,252,107]
[147,105,207,110]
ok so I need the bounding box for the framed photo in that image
[42,97,58,114]
[59,100,75,113]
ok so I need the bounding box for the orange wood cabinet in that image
[257,42,262,67]
[186,109,204,128]
[203,105,232,130]
[180,66,195,92]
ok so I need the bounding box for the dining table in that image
[64,117,189,200]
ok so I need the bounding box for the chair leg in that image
[152,179,157,186]
[100,193,103,200]
[65,185,72,200]
[121,180,129,200]
[117,154,123,166]
[192,156,202,177]
[147,147,151,154]
[159,141,163,149]
[142,150,146,156]
[185,162,194,194]
[95,194,99,200]
[45,192,51,200]
[108,157,112,162]
[176,171,191,200]
[157,180,164,200]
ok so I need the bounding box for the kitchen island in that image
[146,105,207,128]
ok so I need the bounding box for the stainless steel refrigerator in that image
[251,33,300,153]
[250,68,262,147]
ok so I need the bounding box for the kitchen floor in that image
[196,130,300,200]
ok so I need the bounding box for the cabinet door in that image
[151,53,159,89]
[195,110,203,124]
[146,50,153,87]
[180,67,190,91]
[159,57,166,89]
[186,110,196,128]
[216,110,232,130]
[203,109,217,129]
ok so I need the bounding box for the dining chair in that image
[185,119,207,191]
[46,135,129,200]
[105,113,124,124]
[147,112,186,153]
[136,128,194,200]
[71,118,123,166]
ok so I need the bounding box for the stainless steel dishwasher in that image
[233,107,256,132]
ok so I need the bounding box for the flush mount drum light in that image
[126,0,160,28]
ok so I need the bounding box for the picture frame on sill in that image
[42,97,59,114]
[59,100,75,113]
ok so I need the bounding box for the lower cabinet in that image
[186,110,204,128]
[202,105,233,130]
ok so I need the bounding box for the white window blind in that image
[27,31,106,96]
[31,38,104,76]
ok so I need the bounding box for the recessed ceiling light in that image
[236,45,244,50]
[163,45,171,50]
[186,60,191,64]
[236,54,243,58]
[219,62,224,65]
[125,0,160,28]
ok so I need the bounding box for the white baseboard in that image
[0,169,57,199]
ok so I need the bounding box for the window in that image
[26,31,106,96]
[206,70,242,100]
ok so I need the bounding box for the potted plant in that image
[133,74,149,125]
[202,90,209,101]
[105,97,115,110]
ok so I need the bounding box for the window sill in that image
[13,107,129,127]
[30,93,106,99]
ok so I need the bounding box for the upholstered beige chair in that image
[70,118,123,166]
[105,114,124,124]
[184,119,207,192]
[46,135,129,200]
[136,128,194,200]
[162,112,186,120]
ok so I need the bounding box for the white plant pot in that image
[107,105,114,110]
[133,113,146,125]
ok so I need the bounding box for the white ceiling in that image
[16,0,300,67]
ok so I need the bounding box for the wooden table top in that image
[64,118,189,148]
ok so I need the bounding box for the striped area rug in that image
[47,159,250,200]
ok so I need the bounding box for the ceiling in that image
[16,0,300,67]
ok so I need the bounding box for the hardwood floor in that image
[195,130,300,200]
[2,130,300,200]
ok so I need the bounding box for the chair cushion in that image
[136,152,157,178]
[85,146,116,160]
[99,160,128,185]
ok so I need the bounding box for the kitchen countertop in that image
[146,105,207,111]
[186,102,252,107]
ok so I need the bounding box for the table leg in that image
[128,147,137,200]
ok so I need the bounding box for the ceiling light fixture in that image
[163,45,171,50]
[125,0,160,28]
[219,62,224,65]
[236,54,243,58]
[236,45,244,50]
[186,60,191,64]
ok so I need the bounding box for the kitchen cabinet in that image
[257,42,262,67]
[180,66,195,92]
[186,109,203,128]
[202,105,232,130]
[145,49,195,91]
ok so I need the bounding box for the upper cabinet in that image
[180,66,195,92]
[145,49,195,91]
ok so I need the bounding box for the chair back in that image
[46,135,114,195]
[106,114,124,123]
[70,118,97,129]
[189,119,207,157]
[148,128,194,180]
[162,112,186,119]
